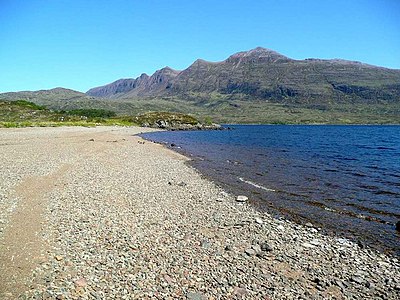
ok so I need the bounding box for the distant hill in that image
[87,47,400,104]
[1,87,86,101]
[0,88,99,110]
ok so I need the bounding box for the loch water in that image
[141,125,400,255]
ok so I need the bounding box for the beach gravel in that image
[0,126,399,299]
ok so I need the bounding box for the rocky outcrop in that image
[135,111,222,131]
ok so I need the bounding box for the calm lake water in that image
[141,125,400,255]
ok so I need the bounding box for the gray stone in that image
[233,286,247,297]
[260,242,273,252]
[187,292,206,300]
[251,244,262,253]
[245,248,256,256]
[351,276,364,285]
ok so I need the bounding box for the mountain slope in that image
[87,47,400,104]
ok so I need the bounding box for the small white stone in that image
[310,239,320,246]
[277,225,285,231]
[255,217,263,224]
[236,195,248,202]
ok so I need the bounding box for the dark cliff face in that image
[87,67,180,98]
[123,67,180,98]
[86,47,400,104]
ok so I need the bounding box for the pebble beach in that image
[0,126,399,299]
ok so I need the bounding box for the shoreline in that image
[141,126,400,257]
[0,126,399,299]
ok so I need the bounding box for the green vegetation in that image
[13,100,46,110]
[65,108,116,118]
[0,100,203,128]
[0,100,127,128]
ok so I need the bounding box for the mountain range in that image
[1,47,400,124]
[86,47,400,104]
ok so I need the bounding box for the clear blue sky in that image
[1,0,399,93]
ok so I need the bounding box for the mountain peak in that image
[48,87,81,93]
[226,47,289,63]
[155,66,180,75]
[248,46,277,53]
[161,66,177,71]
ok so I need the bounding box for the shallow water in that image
[141,125,400,255]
